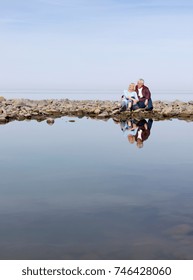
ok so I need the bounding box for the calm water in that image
[0,116,193,260]
[1,90,193,101]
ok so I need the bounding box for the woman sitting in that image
[120,83,138,112]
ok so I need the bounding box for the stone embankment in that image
[0,96,193,124]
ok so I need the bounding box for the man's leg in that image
[146,98,153,110]
[137,101,146,108]
[132,103,139,110]
[147,119,153,130]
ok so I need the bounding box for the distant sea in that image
[1,90,193,101]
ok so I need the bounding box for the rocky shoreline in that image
[0,96,193,124]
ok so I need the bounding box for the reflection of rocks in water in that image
[46,118,55,125]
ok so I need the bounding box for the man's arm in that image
[144,87,151,106]
[144,87,151,100]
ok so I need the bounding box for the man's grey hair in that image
[138,79,144,84]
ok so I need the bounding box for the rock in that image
[46,118,55,125]
[133,108,145,112]
[162,107,172,115]
[0,107,7,115]
[13,100,27,107]
[94,108,101,114]
[0,117,7,124]
[76,110,84,117]
[45,109,59,114]
[112,109,120,115]
[0,97,192,123]
[98,111,109,118]
[0,96,6,102]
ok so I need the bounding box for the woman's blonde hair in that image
[128,83,136,91]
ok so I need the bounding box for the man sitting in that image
[135,79,153,111]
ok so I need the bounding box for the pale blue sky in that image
[0,0,192,91]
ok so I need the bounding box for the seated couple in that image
[120,79,153,112]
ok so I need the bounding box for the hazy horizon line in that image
[0,89,193,93]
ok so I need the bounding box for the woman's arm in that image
[128,92,138,103]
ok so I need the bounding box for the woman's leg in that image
[120,98,128,111]
[128,100,133,110]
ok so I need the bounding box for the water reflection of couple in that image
[121,119,153,148]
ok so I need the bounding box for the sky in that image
[0,0,193,91]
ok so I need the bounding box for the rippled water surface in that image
[0,115,193,260]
